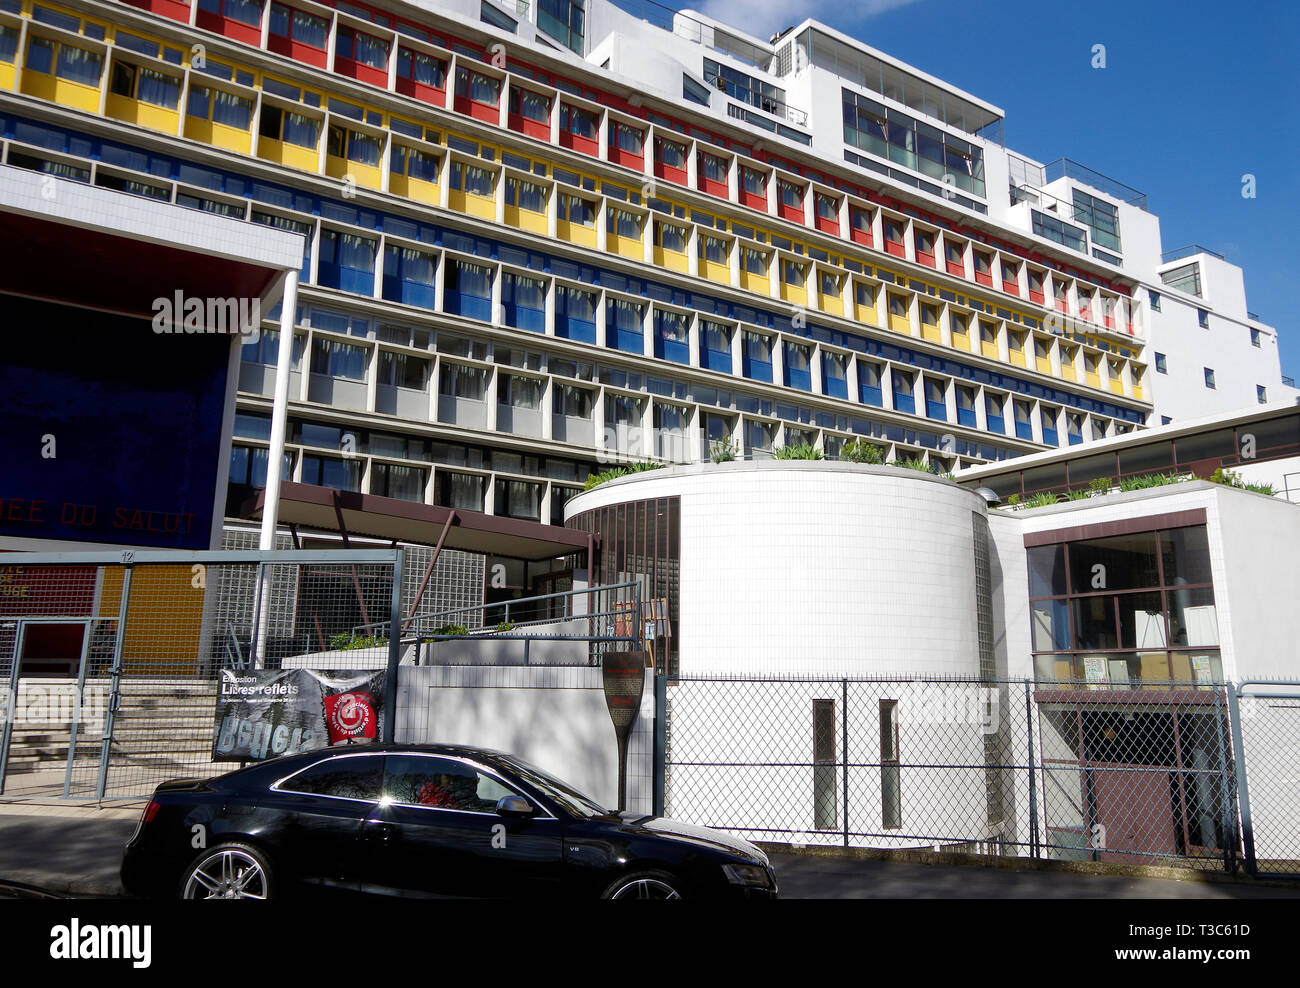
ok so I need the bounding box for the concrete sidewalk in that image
[0,806,141,896]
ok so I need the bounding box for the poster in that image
[211,668,386,762]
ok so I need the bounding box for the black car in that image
[121,743,777,900]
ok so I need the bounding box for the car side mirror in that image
[496,795,535,817]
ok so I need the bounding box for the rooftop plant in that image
[584,461,663,490]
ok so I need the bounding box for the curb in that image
[758,842,1300,890]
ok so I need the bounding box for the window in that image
[741,167,766,197]
[891,369,914,414]
[698,151,728,185]
[480,0,517,31]
[698,234,728,264]
[607,208,643,240]
[777,179,803,210]
[604,121,642,157]
[537,0,584,54]
[815,192,839,222]
[559,103,599,140]
[859,360,882,406]
[188,86,255,128]
[1154,352,1167,374]
[327,125,382,166]
[451,162,496,197]
[1198,309,1210,329]
[1204,367,1215,389]
[271,5,329,49]
[985,393,1005,433]
[956,386,976,428]
[444,260,493,320]
[1161,262,1202,298]
[279,755,383,800]
[397,47,447,88]
[742,331,773,382]
[440,363,486,400]
[384,754,519,811]
[813,700,836,830]
[682,74,711,106]
[1072,189,1121,253]
[742,246,768,276]
[559,192,596,226]
[455,66,501,106]
[1148,290,1161,312]
[702,321,732,373]
[1013,399,1032,440]
[392,145,440,183]
[655,220,687,253]
[1257,385,1268,404]
[924,377,946,420]
[655,137,687,170]
[781,260,806,288]
[607,298,645,353]
[29,39,103,86]
[1031,210,1087,253]
[654,310,689,363]
[1250,328,1261,348]
[318,229,376,295]
[110,61,180,108]
[880,700,900,829]
[337,26,390,70]
[311,338,367,380]
[378,351,429,390]
[783,342,811,390]
[509,86,551,123]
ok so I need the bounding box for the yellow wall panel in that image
[780,284,807,306]
[655,247,689,274]
[25,73,100,113]
[740,270,770,295]
[556,220,597,249]
[391,175,440,208]
[504,204,547,235]
[257,137,318,173]
[698,258,729,284]
[105,93,179,134]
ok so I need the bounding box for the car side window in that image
[279,754,384,802]
[383,755,521,813]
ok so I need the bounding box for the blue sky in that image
[614,0,1300,380]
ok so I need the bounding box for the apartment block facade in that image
[0,0,1291,542]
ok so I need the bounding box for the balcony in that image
[1161,244,1225,264]
[1044,158,1148,211]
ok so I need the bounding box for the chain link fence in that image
[0,550,401,800]
[664,675,1298,876]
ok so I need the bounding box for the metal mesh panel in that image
[1236,690,1300,876]
[0,553,400,800]
[663,676,1287,873]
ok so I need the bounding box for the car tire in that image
[601,869,687,900]
[178,842,274,900]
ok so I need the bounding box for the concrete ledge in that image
[756,841,1300,890]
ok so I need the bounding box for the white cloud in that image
[686,0,925,43]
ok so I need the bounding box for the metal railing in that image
[1044,158,1148,210]
[1162,244,1224,264]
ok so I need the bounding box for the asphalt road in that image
[0,813,1293,899]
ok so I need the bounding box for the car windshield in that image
[496,755,609,819]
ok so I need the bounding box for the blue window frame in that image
[741,331,772,383]
[702,322,732,373]
[538,0,584,55]
[502,272,545,332]
[555,286,596,343]
[891,370,915,415]
[1067,413,1084,446]
[821,352,847,400]
[444,259,492,321]
[956,386,976,428]
[924,378,946,421]
[985,394,1005,435]
[1013,400,1033,441]
[783,342,811,391]
[382,245,437,310]
[858,361,882,406]
[1040,408,1058,446]
[317,229,376,296]
[654,310,689,364]
[607,298,644,354]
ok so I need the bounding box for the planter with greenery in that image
[584,461,663,490]
[1209,467,1276,496]
[771,442,824,460]
[328,632,387,651]
[708,437,737,463]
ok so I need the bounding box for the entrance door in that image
[1092,768,1178,864]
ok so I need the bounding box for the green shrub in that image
[584,461,663,490]
[1006,493,1021,506]
[772,442,824,460]
[1118,471,1190,492]
[708,437,737,463]
[426,624,469,639]
[1021,491,1061,508]
[1210,468,1276,496]
[1088,477,1114,496]
[329,632,387,651]
[495,620,516,632]
[1065,489,1093,501]
[839,438,885,464]
[893,456,931,473]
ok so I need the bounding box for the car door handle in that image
[363,822,396,842]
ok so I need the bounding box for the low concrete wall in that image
[396,664,656,815]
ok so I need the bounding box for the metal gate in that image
[0,549,403,800]
[1231,681,1300,877]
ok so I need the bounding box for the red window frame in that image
[973,251,994,287]
[1001,262,1020,296]
[697,150,729,198]
[914,230,935,268]
[814,193,840,235]
[777,180,805,223]
[335,25,391,88]
[454,67,502,123]
[1028,270,1045,305]
[123,0,191,24]
[268,4,330,68]
[654,136,688,185]
[395,46,447,105]
[559,103,600,156]
[508,85,551,140]
[883,219,906,259]
[196,0,263,45]
[608,121,644,170]
[739,167,767,211]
